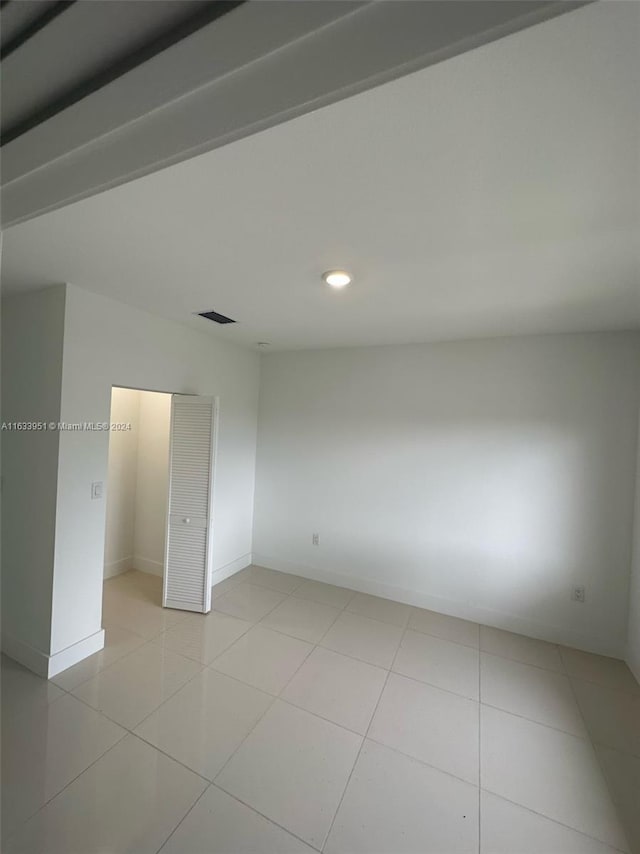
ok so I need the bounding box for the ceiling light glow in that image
[322,270,352,288]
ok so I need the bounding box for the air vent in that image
[198,310,236,325]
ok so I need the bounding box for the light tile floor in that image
[2,567,639,853]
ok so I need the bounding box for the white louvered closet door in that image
[163,395,218,613]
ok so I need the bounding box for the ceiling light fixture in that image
[322,270,352,289]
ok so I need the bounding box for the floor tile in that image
[293,579,356,609]
[106,570,162,603]
[154,610,251,664]
[409,607,480,648]
[369,672,479,784]
[216,699,362,849]
[480,626,563,671]
[1,655,64,724]
[480,790,626,853]
[393,630,479,699]
[4,735,206,854]
[321,611,404,668]
[211,625,312,695]
[135,668,272,779]
[51,625,147,691]
[102,588,186,639]
[561,647,640,696]
[214,582,287,622]
[572,678,640,756]
[244,565,305,594]
[595,747,640,854]
[481,652,587,736]
[325,739,478,854]
[346,592,410,627]
[282,646,387,734]
[481,705,629,850]
[161,785,316,853]
[261,595,340,643]
[72,642,201,729]
[212,570,250,597]
[1,693,125,841]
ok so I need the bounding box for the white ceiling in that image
[3,2,639,352]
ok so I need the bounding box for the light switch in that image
[91,481,103,500]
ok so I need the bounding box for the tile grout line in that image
[53,625,158,692]
[240,573,638,683]
[563,654,635,853]
[9,571,637,851]
[106,581,612,832]
[481,788,631,854]
[362,734,479,789]
[116,569,640,687]
[210,597,353,800]
[53,678,214,785]
[478,699,590,741]
[113,573,638,686]
[154,613,255,668]
[208,783,324,853]
[2,726,130,849]
[214,586,289,622]
[153,784,212,854]
[319,614,408,852]
[62,648,635,854]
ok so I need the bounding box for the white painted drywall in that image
[1,286,66,660]
[103,388,170,579]
[253,333,640,657]
[103,387,140,578]
[49,283,260,657]
[132,390,171,577]
[627,417,640,681]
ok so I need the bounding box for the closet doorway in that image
[103,387,172,588]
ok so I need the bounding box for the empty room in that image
[1,2,639,853]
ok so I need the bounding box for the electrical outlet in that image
[312,533,319,546]
[571,585,586,603]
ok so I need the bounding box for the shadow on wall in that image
[255,411,636,657]
[104,387,171,581]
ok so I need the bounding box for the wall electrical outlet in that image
[571,585,586,603]
[312,533,320,546]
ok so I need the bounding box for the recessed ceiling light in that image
[322,270,352,289]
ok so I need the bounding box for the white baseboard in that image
[132,555,164,577]
[252,552,625,660]
[1,629,105,679]
[48,630,105,677]
[627,652,640,685]
[1,633,51,678]
[103,556,133,579]
[127,553,253,588]
[212,553,253,586]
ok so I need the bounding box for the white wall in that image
[254,333,640,657]
[50,283,260,662]
[103,388,140,578]
[132,390,171,577]
[103,388,170,579]
[627,418,640,681]
[1,286,66,665]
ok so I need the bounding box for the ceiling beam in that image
[1,0,589,228]
[1,0,75,62]
[1,1,245,145]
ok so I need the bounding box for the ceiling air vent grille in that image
[198,310,236,325]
